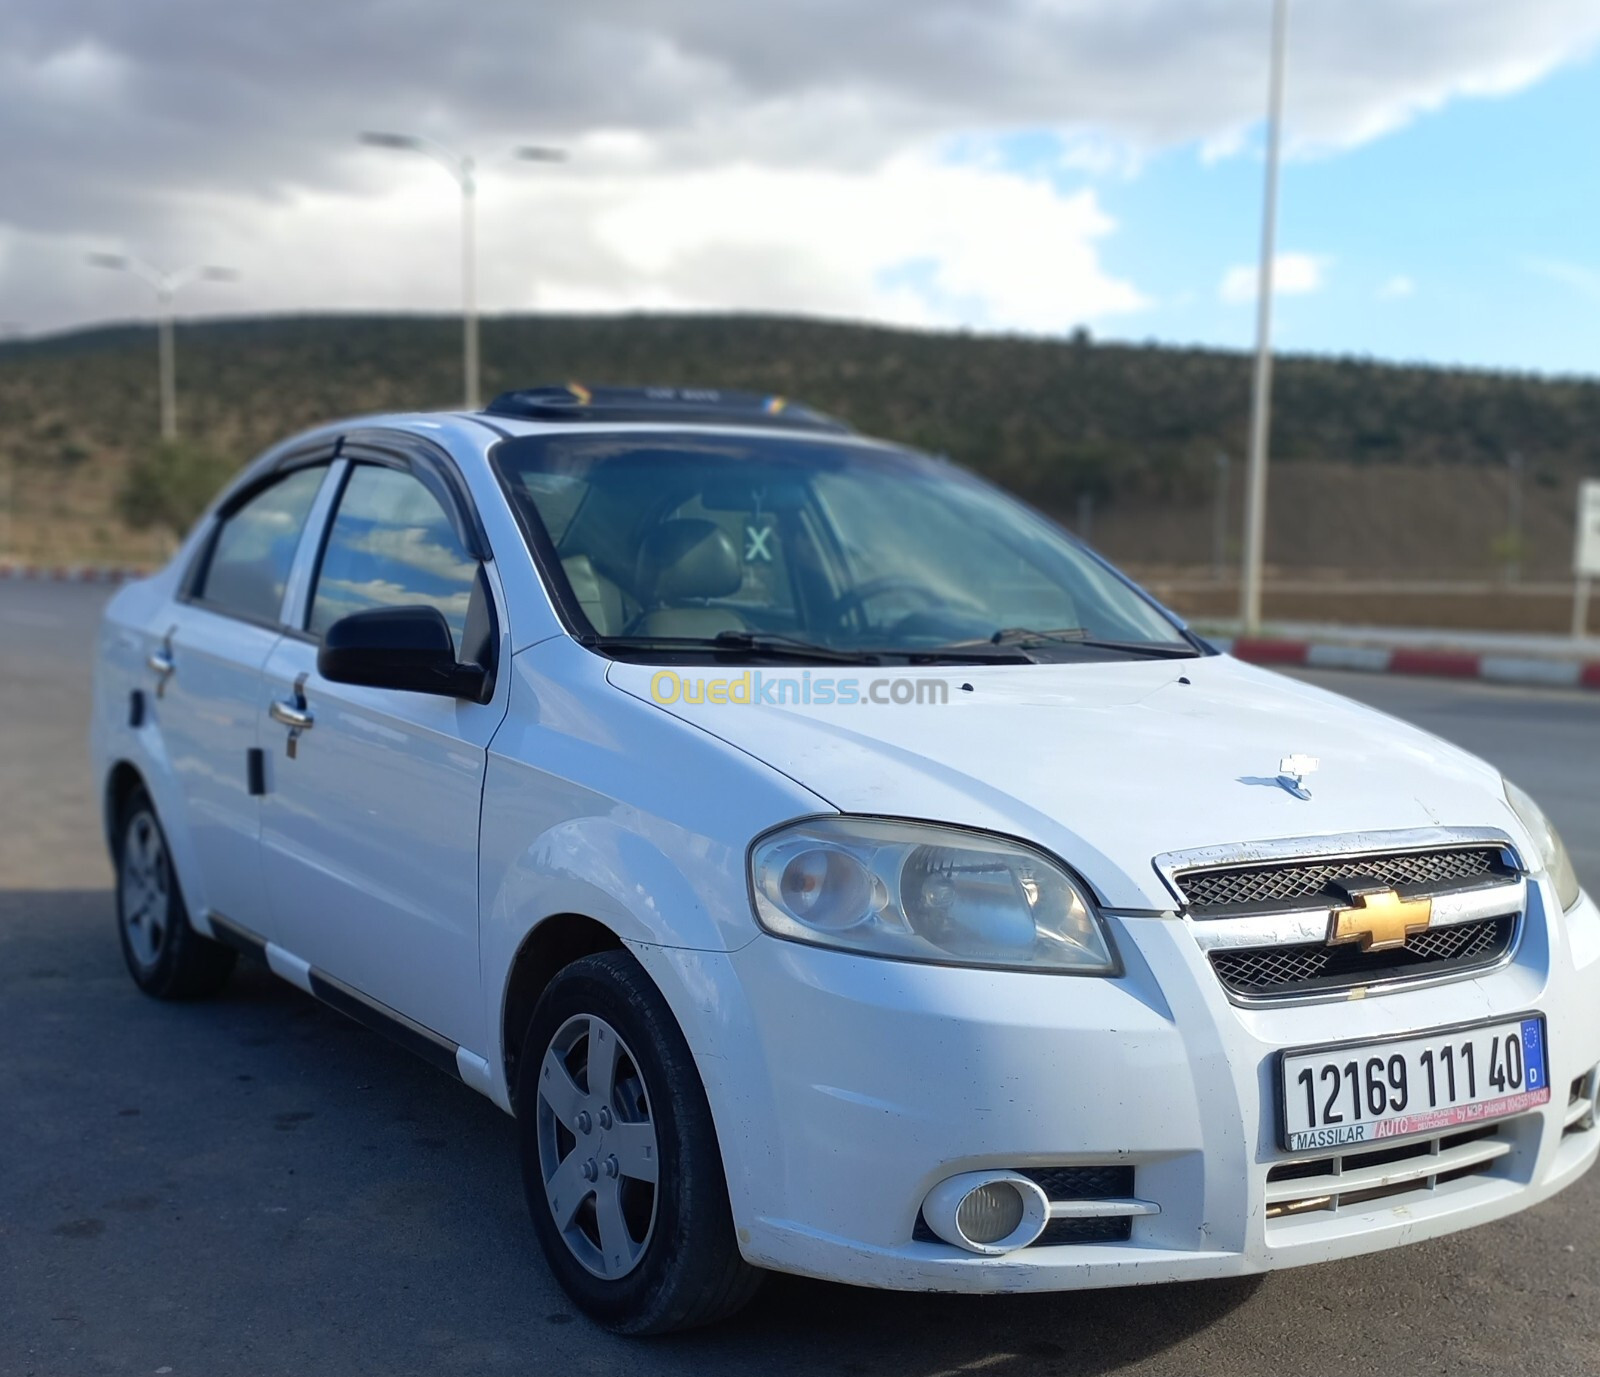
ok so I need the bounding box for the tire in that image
[515,950,762,1334]
[114,786,236,1000]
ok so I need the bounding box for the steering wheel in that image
[825,577,947,632]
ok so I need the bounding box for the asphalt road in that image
[4,580,1599,1377]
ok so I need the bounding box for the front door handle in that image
[269,699,315,731]
[147,633,177,697]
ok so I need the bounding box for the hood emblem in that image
[1275,754,1319,800]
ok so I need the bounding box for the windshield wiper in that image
[588,631,880,665]
[1054,638,1200,659]
[990,626,1088,646]
[889,646,1039,664]
[934,628,1201,660]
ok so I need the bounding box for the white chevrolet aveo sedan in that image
[91,385,1598,1333]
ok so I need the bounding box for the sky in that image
[2,0,1598,375]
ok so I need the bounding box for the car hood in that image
[607,653,1519,910]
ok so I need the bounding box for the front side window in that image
[494,432,1192,662]
[195,465,327,624]
[308,465,478,650]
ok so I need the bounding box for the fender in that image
[476,641,832,1109]
[478,811,767,1109]
[485,815,752,952]
[477,825,787,1204]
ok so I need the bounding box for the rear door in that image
[257,451,506,1049]
[150,461,336,935]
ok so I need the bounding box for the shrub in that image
[117,439,240,537]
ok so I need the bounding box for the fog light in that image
[957,1182,1025,1244]
[921,1170,1050,1254]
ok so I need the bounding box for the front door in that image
[257,461,505,1049]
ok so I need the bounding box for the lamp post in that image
[1240,0,1290,634]
[360,133,567,410]
[0,325,16,558]
[87,254,237,441]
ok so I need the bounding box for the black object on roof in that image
[482,384,851,434]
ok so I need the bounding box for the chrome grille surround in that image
[1177,846,1508,913]
[1153,828,1527,1007]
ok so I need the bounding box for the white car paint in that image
[604,654,1522,913]
[143,602,277,923]
[90,406,1600,1297]
[256,624,509,1049]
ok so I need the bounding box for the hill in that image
[2,312,1597,582]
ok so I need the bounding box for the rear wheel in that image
[515,950,762,1334]
[115,786,236,1000]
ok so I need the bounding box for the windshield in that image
[493,431,1195,662]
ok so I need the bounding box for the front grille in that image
[1020,1165,1133,1199]
[1211,915,1514,998]
[1033,1216,1131,1245]
[1266,1124,1510,1220]
[1178,846,1508,915]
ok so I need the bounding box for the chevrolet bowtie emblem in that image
[1328,888,1433,952]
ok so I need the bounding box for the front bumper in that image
[635,881,1600,1292]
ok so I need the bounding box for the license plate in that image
[1279,1015,1550,1152]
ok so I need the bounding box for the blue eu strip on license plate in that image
[1520,1016,1547,1092]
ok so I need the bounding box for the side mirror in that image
[317,605,486,700]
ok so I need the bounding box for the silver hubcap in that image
[119,810,170,971]
[536,1013,659,1279]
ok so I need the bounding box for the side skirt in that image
[207,912,465,1083]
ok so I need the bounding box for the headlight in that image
[1504,778,1581,912]
[749,817,1117,973]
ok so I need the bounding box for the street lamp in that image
[87,253,237,441]
[1239,0,1290,635]
[360,132,568,410]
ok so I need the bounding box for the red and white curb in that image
[1214,636,1600,693]
[0,563,146,583]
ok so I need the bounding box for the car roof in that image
[245,386,886,492]
[481,384,850,434]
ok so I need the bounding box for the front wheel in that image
[115,786,236,1000]
[515,950,762,1334]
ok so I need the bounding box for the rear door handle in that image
[269,699,315,730]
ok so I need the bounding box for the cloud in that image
[1219,253,1329,305]
[1,0,1598,333]
[18,152,1146,337]
[1525,257,1600,303]
[1378,274,1417,299]
[564,156,1148,331]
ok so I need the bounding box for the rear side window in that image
[307,465,478,650]
[195,466,327,624]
